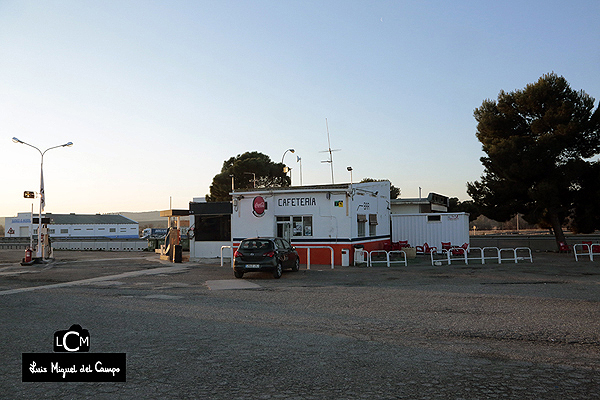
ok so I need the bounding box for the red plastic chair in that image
[398,240,410,249]
[583,241,600,253]
[441,242,452,252]
[558,242,570,253]
[451,243,469,256]
[416,243,437,254]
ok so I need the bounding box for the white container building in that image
[391,212,470,250]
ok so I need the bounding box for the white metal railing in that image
[574,243,600,261]
[220,245,233,268]
[368,250,389,267]
[430,246,531,266]
[467,247,501,264]
[446,248,468,265]
[388,250,408,267]
[431,250,447,266]
[367,250,407,267]
[499,247,533,264]
[304,246,334,270]
[430,248,467,265]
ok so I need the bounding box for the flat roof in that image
[159,209,190,217]
[43,213,138,225]
[232,183,351,195]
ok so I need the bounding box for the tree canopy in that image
[359,178,400,199]
[467,73,600,247]
[206,151,290,202]
[448,198,480,222]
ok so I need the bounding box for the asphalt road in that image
[1,250,599,399]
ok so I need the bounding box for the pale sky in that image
[1,0,598,217]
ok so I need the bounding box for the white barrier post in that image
[220,245,233,268]
[388,250,407,266]
[515,247,533,263]
[368,250,389,267]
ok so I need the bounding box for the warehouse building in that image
[4,213,140,239]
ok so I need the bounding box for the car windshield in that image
[240,240,274,251]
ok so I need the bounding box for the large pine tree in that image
[468,73,600,248]
[206,151,290,202]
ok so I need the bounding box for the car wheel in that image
[234,270,244,279]
[273,262,282,279]
[291,258,300,272]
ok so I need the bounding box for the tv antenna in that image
[320,118,341,184]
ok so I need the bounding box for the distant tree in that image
[448,198,480,222]
[359,178,400,199]
[206,151,290,202]
[467,73,600,248]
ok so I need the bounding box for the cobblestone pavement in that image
[1,250,599,399]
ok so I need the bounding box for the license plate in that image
[245,264,260,268]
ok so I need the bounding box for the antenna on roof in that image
[320,118,341,184]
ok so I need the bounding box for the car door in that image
[280,238,296,268]
[275,238,290,268]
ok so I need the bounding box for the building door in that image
[19,226,30,238]
[276,221,291,242]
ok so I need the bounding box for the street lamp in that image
[281,148,295,184]
[244,172,256,188]
[12,137,73,260]
[297,156,303,186]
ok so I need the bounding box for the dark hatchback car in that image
[233,237,300,279]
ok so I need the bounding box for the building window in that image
[277,216,313,237]
[357,214,367,237]
[60,229,68,234]
[427,215,441,223]
[49,229,55,234]
[194,215,231,241]
[110,228,116,233]
[369,214,377,237]
[98,228,105,231]
[120,228,126,232]
[292,216,312,236]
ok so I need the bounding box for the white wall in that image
[190,241,232,259]
[391,213,470,248]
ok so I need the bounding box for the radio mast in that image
[320,118,341,184]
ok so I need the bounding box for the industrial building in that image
[4,213,140,239]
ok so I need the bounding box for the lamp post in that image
[347,166,353,197]
[297,156,302,186]
[281,148,295,184]
[12,137,73,259]
[244,172,256,188]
